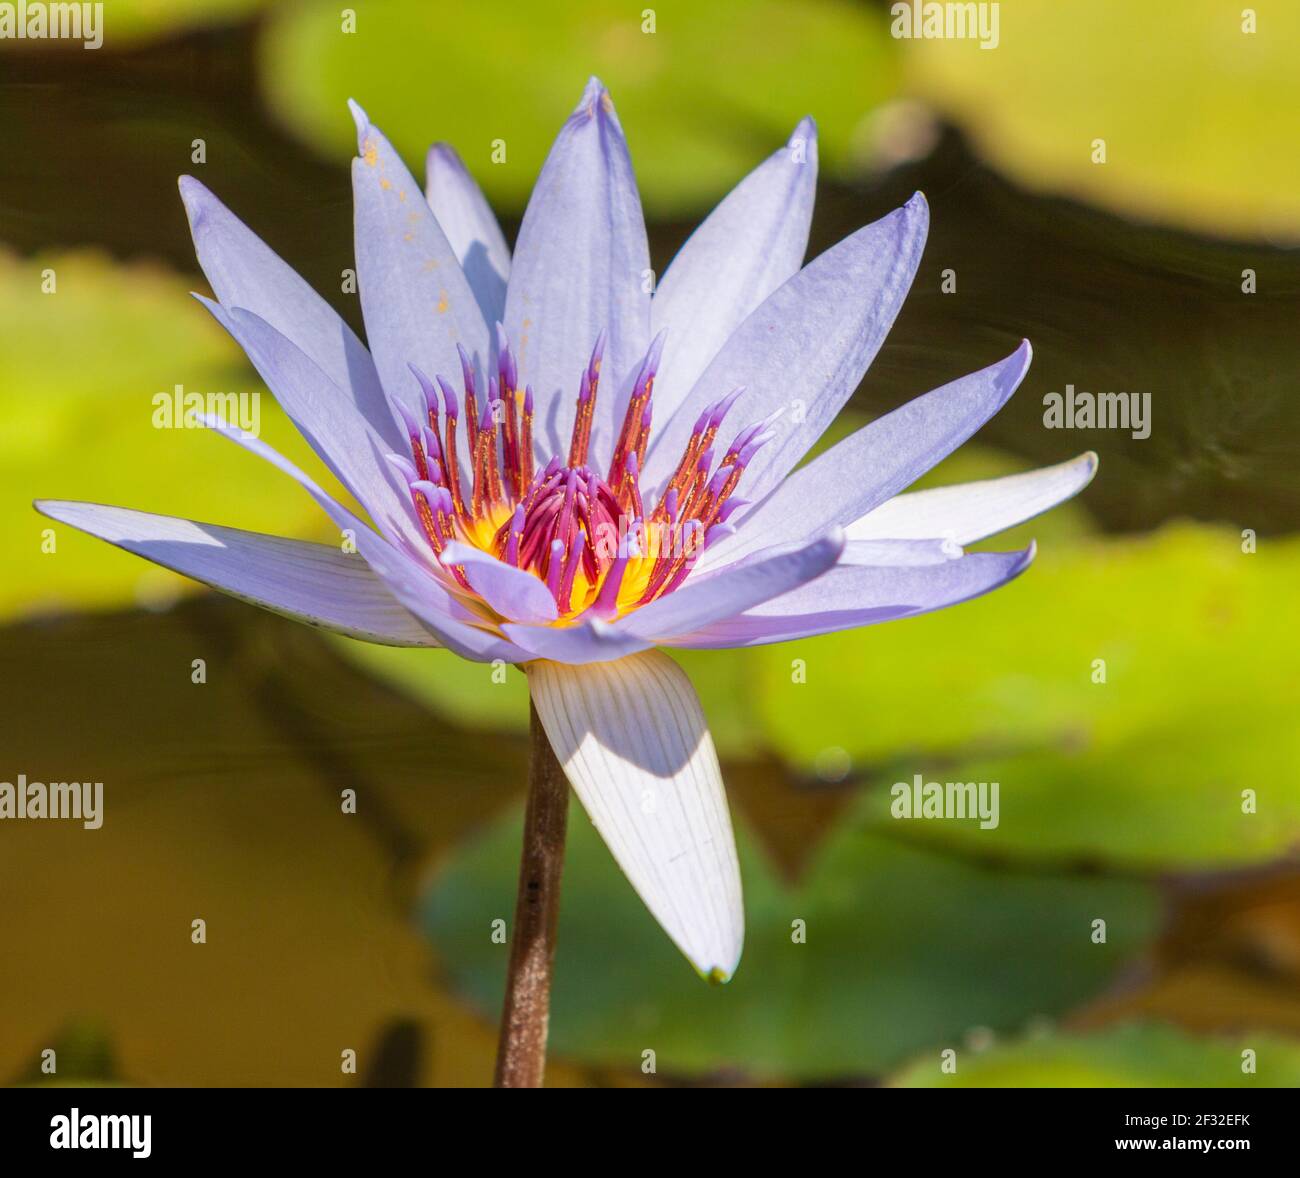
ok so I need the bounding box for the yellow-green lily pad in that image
[750,523,1300,868]
[902,0,1300,240]
[260,0,897,215]
[3,250,341,620]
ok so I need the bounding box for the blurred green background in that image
[2,0,1298,1087]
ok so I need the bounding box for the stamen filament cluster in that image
[386,326,773,623]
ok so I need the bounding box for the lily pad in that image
[891,1022,1300,1088]
[260,0,897,214]
[2,250,349,620]
[902,0,1300,240]
[422,797,1158,1080]
[750,524,1300,868]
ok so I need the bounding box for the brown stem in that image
[493,700,569,1088]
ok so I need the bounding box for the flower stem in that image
[493,699,569,1088]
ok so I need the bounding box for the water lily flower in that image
[36,78,1095,988]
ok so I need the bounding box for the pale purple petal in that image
[650,117,817,418]
[351,101,491,456]
[529,652,743,979]
[503,77,651,465]
[838,538,961,566]
[644,193,928,498]
[704,341,1031,570]
[197,299,426,553]
[34,500,438,647]
[425,143,511,326]
[178,175,402,452]
[197,414,524,663]
[439,541,558,625]
[847,451,1099,545]
[664,545,1035,648]
[616,528,844,641]
[502,616,650,665]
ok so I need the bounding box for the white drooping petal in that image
[528,652,744,980]
[846,452,1099,545]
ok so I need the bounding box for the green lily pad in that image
[903,0,1300,240]
[422,798,1158,1080]
[891,1022,1300,1088]
[260,0,897,215]
[750,523,1300,868]
[2,250,345,620]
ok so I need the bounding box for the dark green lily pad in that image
[891,1022,1300,1088]
[423,797,1158,1080]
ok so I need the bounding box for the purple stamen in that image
[504,503,525,566]
[557,528,586,613]
[436,375,459,422]
[717,496,748,523]
[457,343,476,400]
[709,386,745,429]
[545,539,565,598]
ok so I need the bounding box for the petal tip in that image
[573,75,617,125]
[347,97,370,144]
[998,339,1034,394]
[427,141,465,176]
[900,190,931,238]
[177,174,212,225]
